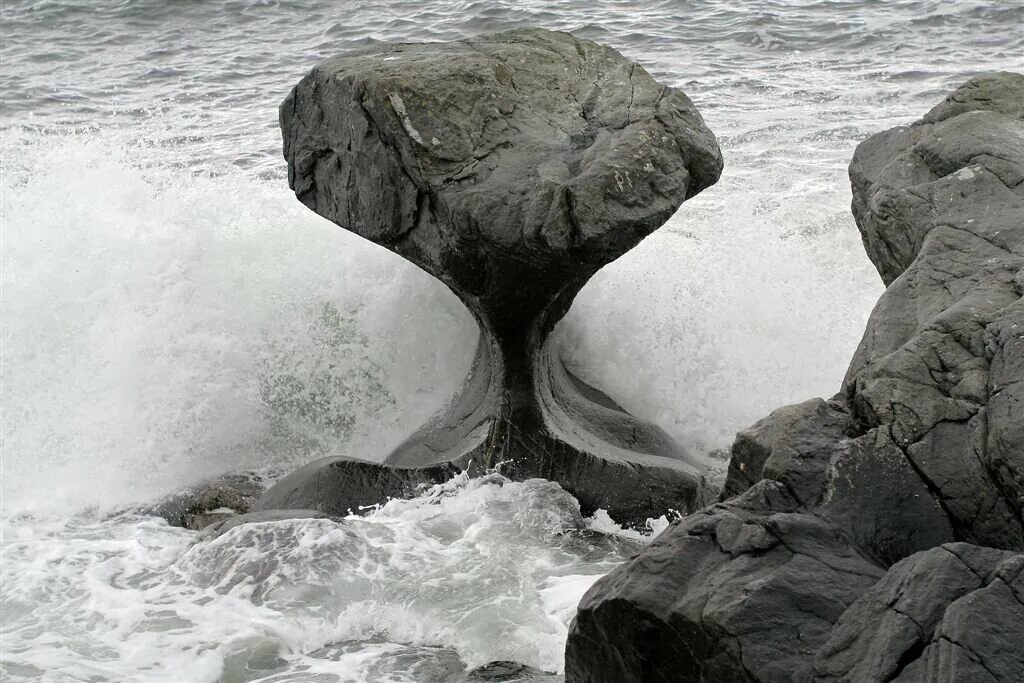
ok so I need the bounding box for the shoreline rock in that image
[565,72,1024,681]
[260,27,724,527]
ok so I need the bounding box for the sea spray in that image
[1,475,652,681]
[0,128,475,516]
[3,1,1020,680]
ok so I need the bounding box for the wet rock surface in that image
[145,472,267,530]
[566,73,1024,681]
[263,27,723,527]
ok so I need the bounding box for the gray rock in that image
[566,481,886,682]
[849,71,1024,285]
[815,544,1024,682]
[565,73,1024,681]
[257,457,460,516]
[843,71,1024,548]
[264,27,723,527]
[722,397,853,504]
[904,553,1024,682]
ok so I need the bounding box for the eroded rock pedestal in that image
[258,28,724,526]
[566,72,1024,681]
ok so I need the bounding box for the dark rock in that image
[722,397,853,503]
[256,457,461,516]
[466,660,552,681]
[566,73,1024,681]
[566,482,886,682]
[145,472,266,530]
[815,544,1024,682]
[842,71,1024,548]
[849,71,1024,286]
[263,27,723,527]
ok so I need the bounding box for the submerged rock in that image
[566,72,1024,681]
[466,661,552,681]
[262,27,723,526]
[195,509,336,541]
[145,472,266,530]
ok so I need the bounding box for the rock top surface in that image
[282,27,722,332]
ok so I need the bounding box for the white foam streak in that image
[1,477,638,681]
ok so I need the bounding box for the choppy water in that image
[1,1,1021,680]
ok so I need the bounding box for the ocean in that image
[1,1,1021,680]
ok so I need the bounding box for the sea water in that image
[2,1,1021,680]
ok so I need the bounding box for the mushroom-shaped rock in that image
[260,28,723,527]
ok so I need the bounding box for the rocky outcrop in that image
[260,28,723,527]
[566,72,1024,681]
[815,543,1023,682]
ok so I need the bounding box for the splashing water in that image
[0,128,476,516]
[2,475,652,682]
[3,0,1021,679]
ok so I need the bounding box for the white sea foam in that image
[1,476,632,681]
[3,0,1020,679]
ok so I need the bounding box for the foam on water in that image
[1,475,643,682]
[2,0,1022,679]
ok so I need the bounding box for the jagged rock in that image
[721,398,854,502]
[565,73,1024,681]
[902,553,1024,682]
[843,71,1024,548]
[815,543,1024,682]
[849,71,1024,286]
[262,27,723,527]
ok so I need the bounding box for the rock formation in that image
[816,544,1023,682]
[566,72,1024,681]
[258,28,724,527]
